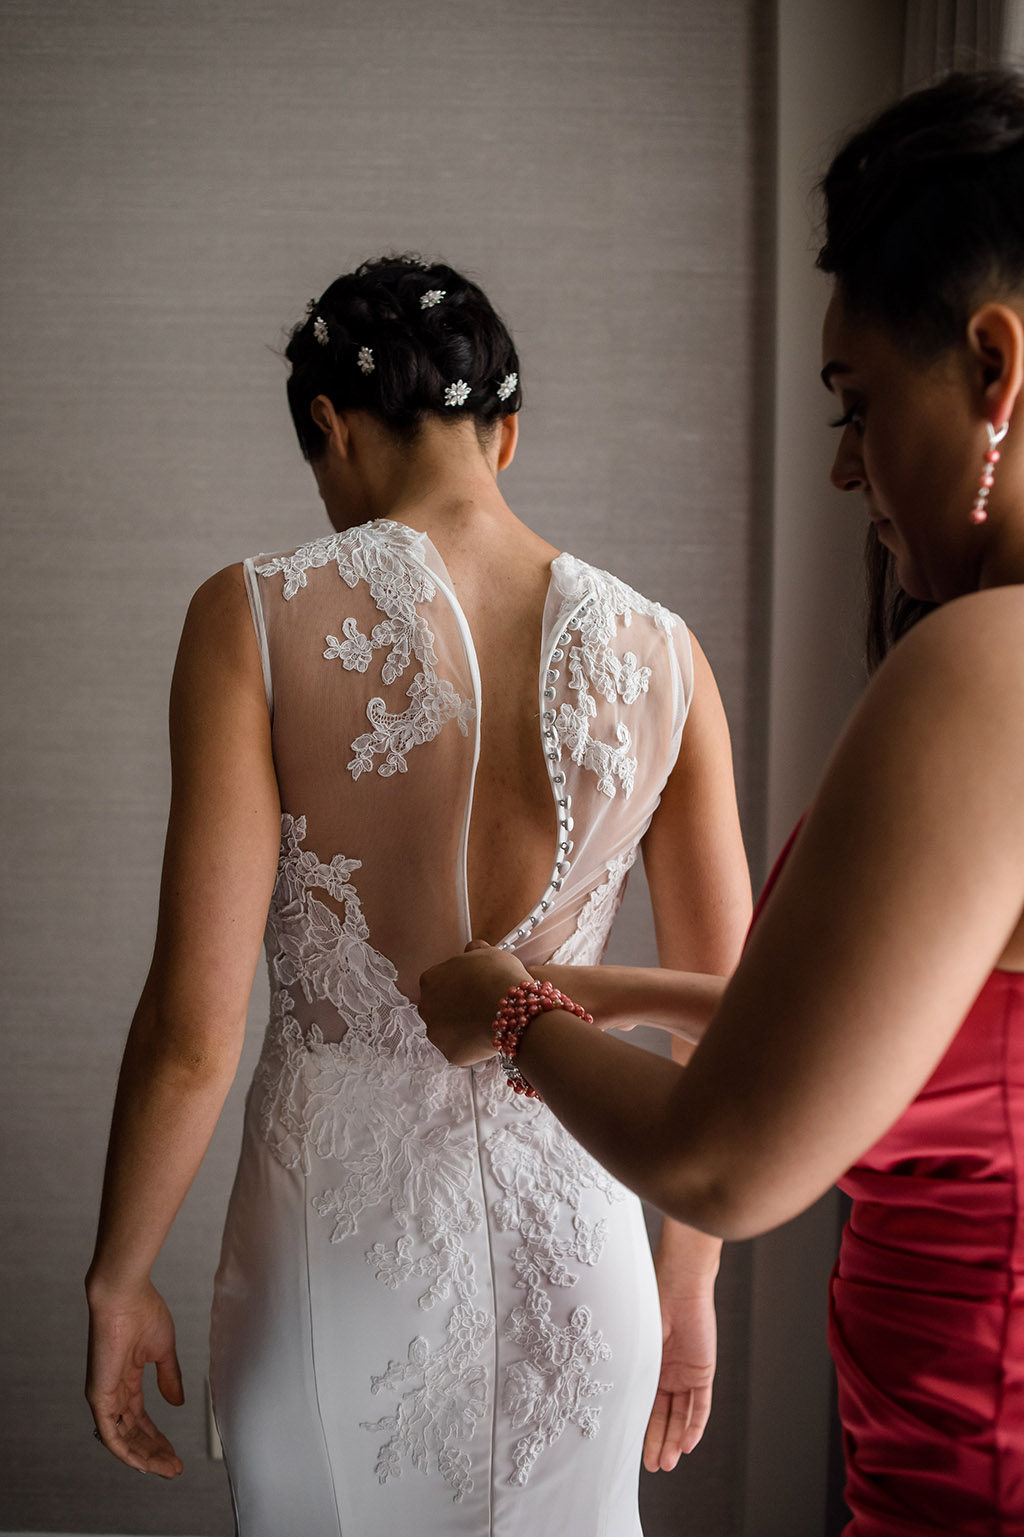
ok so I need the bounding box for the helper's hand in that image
[420,941,531,1064]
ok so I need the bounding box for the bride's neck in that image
[323,418,512,539]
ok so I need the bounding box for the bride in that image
[84,254,750,1535]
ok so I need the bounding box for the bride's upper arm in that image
[642,630,752,976]
[146,564,281,1044]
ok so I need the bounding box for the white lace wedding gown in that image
[209,520,694,1536]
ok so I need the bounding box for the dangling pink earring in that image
[970,421,1009,524]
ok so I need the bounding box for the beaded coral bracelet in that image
[492,979,594,1099]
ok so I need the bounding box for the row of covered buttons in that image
[499,596,592,948]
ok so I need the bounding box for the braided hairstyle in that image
[817,68,1024,666]
[285,254,522,459]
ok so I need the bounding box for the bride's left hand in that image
[419,942,531,1064]
[643,1280,717,1470]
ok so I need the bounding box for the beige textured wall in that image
[751,6,906,1534]
[0,2,771,1532]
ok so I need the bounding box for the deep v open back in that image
[209,520,694,1536]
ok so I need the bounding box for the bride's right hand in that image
[85,1277,185,1478]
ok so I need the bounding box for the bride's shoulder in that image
[188,561,249,618]
[179,563,260,680]
[551,550,685,631]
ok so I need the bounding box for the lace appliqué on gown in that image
[254,814,625,1500]
[549,555,673,799]
[256,523,475,780]
[486,1110,622,1483]
[550,848,637,966]
[323,616,372,672]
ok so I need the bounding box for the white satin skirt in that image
[210,1070,662,1537]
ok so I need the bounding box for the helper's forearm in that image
[514,1012,732,1233]
[656,1031,723,1280]
[531,963,726,1043]
[86,989,243,1300]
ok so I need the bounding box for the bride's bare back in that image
[246,504,694,1017]
[433,523,564,942]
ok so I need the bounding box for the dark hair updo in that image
[818,68,1024,357]
[817,68,1024,666]
[285,254,522,459]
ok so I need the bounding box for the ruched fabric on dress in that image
[755,833,1024,1535]
[833,971,1024,1535]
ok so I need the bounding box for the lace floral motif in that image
[550,848,638,966]
[253,814,625,1500]
[556,708,637,800]
[350,670,472,780]
[485,1111,622,1483]
[323,616,372,672]
[359,1306,488,1501]
[252,815,449,1166]
[256,523,475,780]
[549,554,673,800]
[255,520,424,601]
[253,816,487,1498]
[504,1301,611,1484]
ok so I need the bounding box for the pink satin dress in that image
[760,833,1024,1534]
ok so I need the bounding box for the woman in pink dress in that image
[421,69,1024,1533]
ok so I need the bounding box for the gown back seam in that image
[303,1175,345,1537]
[469,1070,498,1533]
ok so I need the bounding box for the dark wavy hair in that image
[285,254,522,459]
[816,68,1024,667]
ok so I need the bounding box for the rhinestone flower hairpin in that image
[420,289,446,310]
[496,372,518,402]
[444,380,471,407]
[313,316,330,346]
[357,345,375,375]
